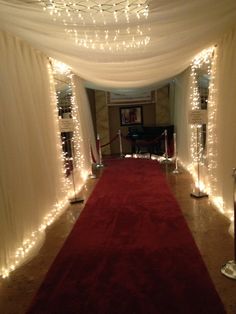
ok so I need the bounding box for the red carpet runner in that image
[27,159,225,314]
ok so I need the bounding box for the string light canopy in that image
[38,0,149,22]
[35,0,150,51]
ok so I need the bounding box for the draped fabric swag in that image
[0,0,236,89]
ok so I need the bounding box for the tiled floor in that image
[0,159,235,314]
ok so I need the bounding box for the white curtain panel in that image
[0,0,235,89]
[0,31,68,276]
[207,27,236,235]
[174,27,236,236]
[173,68,192,168]
[72,76,99,166]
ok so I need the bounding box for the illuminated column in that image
[188,47,214,187]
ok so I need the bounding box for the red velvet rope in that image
[100,134,119,148]
[121,131,165,145]
[93,130,170,157]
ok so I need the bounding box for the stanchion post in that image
[118,129,124,158]
[172,132,181,174]
[221,168,236,279]
[159,129,172,164]
[69,139,84,204]
[164,129,168,160]
[96,134,104,168]
[65,137,71,176]
[190,126,208,198]
[88,142,96,179]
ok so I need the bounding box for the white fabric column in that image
[173,68,192,167]
[0,31,68,277]
[72,76,99,165]
[207,27,236,235]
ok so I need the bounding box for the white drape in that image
[173,68,192,167]
[72,76,99,165]
[174,26,236,236]
[0,31,68,276]
[206,28,236,235]
[0,0,235,89]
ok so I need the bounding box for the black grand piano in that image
[126,124,174,155]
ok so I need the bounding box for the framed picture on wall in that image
[120,106,143,126]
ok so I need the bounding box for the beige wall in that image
[155,85,171,125]
[86,88,97,135]
[91,86,172,155]
[94,90,111,155]
[109,103,156,154]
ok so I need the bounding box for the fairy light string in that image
[0,60,70,278]
[186,46,233,223]
[188,47,214,190]
[36,0,151,51]
[206,47,218,198]
[52,59,89,198]
[70,74,89,186]
[206,47,233,222]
